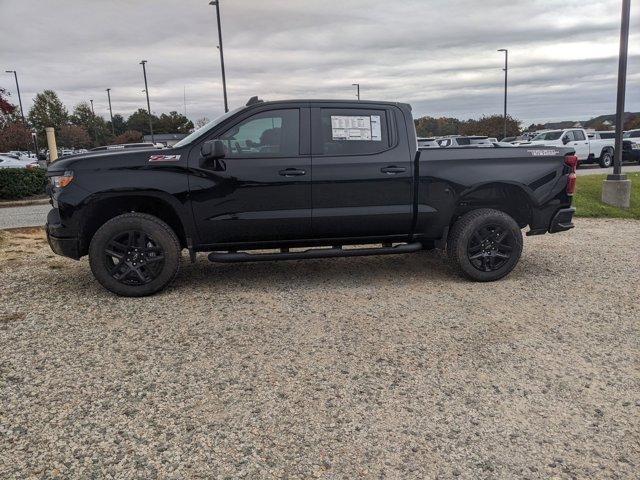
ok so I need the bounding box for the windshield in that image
[532,131,563,141]
[173,107,243,148]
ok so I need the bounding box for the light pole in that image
[209,0,229,112]
[140,60,155,143]
[5,70,25,123]
[497,49,508,139]
[352,83,360,100]
[602,0,632,208]
[106,88,114,135]
[89,99,95,115]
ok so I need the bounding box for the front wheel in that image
[447,209,523,282]
[599,151,613,168]
[89,213,181,296]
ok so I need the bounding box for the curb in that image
[0,197,50,209]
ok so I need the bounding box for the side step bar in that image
[208,242,423,263]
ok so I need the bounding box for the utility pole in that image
[140,60,155,143]
[106,88,114,135]
[209,0,229,112]
[497,49,508,139]
[602,0,632,207]
[352,83,360,100]
[5,70,25,123]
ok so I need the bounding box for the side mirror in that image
[562,136,570,145]
[201,139,226,159]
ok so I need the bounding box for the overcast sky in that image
[1,0,638,125]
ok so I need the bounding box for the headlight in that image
[50,170,74,188]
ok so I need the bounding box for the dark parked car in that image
[46,98,576,296]
[623,129,640,163]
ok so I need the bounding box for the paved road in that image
[0,203,50,229]
[576,164,640,176]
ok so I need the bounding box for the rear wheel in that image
[599,150,613,168]
[89,213,181,296]
[447,209,523,282]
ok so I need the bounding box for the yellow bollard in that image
[45,127,58,163]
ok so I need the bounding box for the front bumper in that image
[549,207,575,233]
[46,208,81,259]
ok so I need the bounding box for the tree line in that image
[0,89,195,151]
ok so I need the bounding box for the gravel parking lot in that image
[1,219,638,479]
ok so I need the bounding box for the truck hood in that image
[47,148,177,173]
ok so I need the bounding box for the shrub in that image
[0,168,47,199]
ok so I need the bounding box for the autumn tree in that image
[113,130,143,144]
[0,122,32,151]
[459,115,520,139]
[414,116,460,137]
[624,115,640,130]
[58,125,91,149]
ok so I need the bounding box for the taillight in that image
[564,155,577,195]
[564,155,578,173]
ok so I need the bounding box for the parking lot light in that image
[497,49,508,139]
[209,0,229,113]
[140,60,155,143]
[5,70,25,123]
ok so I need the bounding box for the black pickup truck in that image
[46,98,576,296]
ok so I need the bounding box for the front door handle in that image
[380,166,406,174]
[279,168,306,177]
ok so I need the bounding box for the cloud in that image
[1,0,638,124]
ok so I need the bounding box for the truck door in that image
[188,107,312,245]
[310,106,413,238]
[565,130,590,160]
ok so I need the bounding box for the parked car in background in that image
[623,129,640,163]
[0,154,40,169]
[436,136,494,148]
[524,128,615,167]
[417,137,439,148]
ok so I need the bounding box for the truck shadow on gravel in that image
[176,249,489,291]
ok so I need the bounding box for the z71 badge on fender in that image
[149,154,181,162]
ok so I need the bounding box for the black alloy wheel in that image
[89,212,181,296]
[104,230,165,285]
[447,208,523,282]
[466,224,514,272]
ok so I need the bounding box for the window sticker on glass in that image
[331,115,381,141]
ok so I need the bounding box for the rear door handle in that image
[380,166,406,174]
[279,168,306,177]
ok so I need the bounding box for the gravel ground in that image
[1,219,638,479]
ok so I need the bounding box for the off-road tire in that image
[599,150,613,168]
[447,208,523,282]
[89,213,181,297]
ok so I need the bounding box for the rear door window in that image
[563,131,575,142]
[573,130,586,141]
[318,109,389,155]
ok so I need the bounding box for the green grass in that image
[573,172,640,219]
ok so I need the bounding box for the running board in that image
[208,242,423,263]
